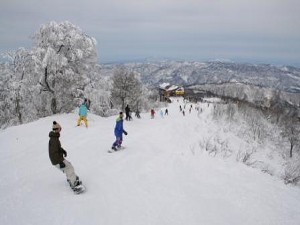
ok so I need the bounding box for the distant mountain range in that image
[99,61,300,93]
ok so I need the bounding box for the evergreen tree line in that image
[0,21,157,128]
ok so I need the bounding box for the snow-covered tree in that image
[33,21,97,114]
[0,62,14,127]
[281,117,300,158]
[83,67,113,116]
[0,48,41,127]
[110,67,143,111]
[0,21,102,127]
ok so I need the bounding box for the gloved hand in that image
[123,131,128,135]
[59,162,66,169]
[62,149,67,157]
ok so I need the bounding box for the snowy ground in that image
[1,97,300,225]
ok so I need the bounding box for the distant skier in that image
[125,105,132,121]
[150,109,155,119]
[165,108,168,116]
[111,112,128,151]
[48,121,84,193]
[77,102,88,128]
[135,109,141,118]
[160,109,164,118]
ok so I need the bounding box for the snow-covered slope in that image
[1,98,300,225]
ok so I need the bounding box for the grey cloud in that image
[0,0,299,66]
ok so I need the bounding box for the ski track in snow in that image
[1,97,300,225]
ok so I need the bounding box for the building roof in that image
[159,83,170,89]
[167,85,179,91]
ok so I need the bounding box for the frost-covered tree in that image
[284,154,300,185]
[281,117,300,158]
[83,67,113,116]
[0,21,101,127]
[0,48,41,126]
[0,62,14,127]
[33,21,97,114]
[110,67,143,111]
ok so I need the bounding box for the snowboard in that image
[73,184,86,194]
[108,146,126,153]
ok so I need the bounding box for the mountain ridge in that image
[99,60,300,93]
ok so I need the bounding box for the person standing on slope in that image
[160,109,164,118]
[150,109,155,119]
[125,104,131,121]
[77,101,88,128]
[111,112,128,151]
[135,109,141,118]
[48,121,82,191]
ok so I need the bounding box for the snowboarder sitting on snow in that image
[77,101,88,128]
[48,121,82,191]
[111,112,128,151]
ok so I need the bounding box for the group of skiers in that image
[48,99,170,192]
[150,108,168,119]
[179,104,195,116]
[125,104,142,120]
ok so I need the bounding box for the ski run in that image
[1,97,300,225]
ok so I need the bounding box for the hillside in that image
[99,61,300,92]
[99,61,300,113]
[1,97,300,225]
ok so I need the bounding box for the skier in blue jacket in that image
[111,112,128,151]
[77,103,88,127]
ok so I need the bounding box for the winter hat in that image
[52,121,61,130]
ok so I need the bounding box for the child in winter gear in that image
[111,112,128,151]
[77,103,88,127]
[48,121,81,189]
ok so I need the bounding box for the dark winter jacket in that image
[48,131,65,165]
[125,105,130,114]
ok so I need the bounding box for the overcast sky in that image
[1,0,299,66]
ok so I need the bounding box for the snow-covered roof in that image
[166,85,178,91]
[159,83,183,91]
[159,83,170,89]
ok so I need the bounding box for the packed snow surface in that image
[1,98,300,225]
